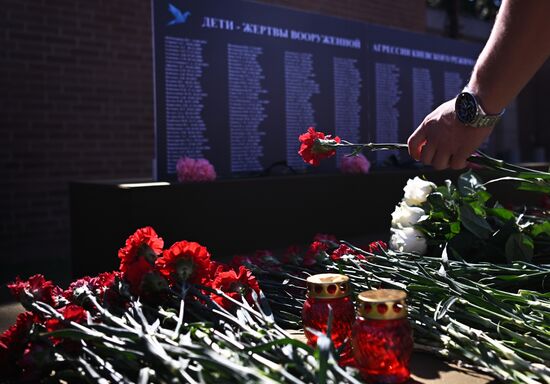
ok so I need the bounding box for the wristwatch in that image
[455,90,505,128]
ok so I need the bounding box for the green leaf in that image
[449,221,461,235]
[469,201,487,217]
[426,192,457,222]
[459,204,493,239]
[476,189,492,204]
[516,170,550,180]
[436,181,454,199]
[426,192,446,210]
[487,207,516,222]
[531,221,550,238]
[458,170,484,196]
[517,182,550,194]
[505,233,534,263]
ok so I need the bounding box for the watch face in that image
[455,92,478,124]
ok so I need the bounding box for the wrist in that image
[455,88,505,128]
[465,82,506,115]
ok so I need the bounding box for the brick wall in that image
[1,1,155,293]
[0,0,425,295]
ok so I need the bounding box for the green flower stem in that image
[326,141,408,154]
[257,246,550,383]
[19,272,367,384]
[320,138,550,181]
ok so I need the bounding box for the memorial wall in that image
[153,0,485,180]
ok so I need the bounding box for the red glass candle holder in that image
[302,274,355,354]
[352,289,413,383]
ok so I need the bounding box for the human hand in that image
[407,99,494,170]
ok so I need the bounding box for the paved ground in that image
[0,302,23,332]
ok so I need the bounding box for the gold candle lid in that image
[306,273,350,299]
[357,289,408,320]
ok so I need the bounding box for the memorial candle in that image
[302,274,355,352]
[352,289,413,383]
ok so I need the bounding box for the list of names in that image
[284,51,320,168]
[444,71,465,100]
[334,57,362,164]
[164,37,210,173]
[412,67,434,128]
[227,44,269,172]
[375,63,401,162]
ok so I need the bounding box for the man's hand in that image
[407,99,494,170]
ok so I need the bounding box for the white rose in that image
[389,227,428,255]
[391,202,425,228]
[403,177,436,206]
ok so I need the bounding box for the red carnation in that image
[93,271,128,310]
[64,271,122,307]
[303,241,329,266]
[45,305,87,332]
[118,226,164,268]
[210,266,261,309]
[90,271,120,289]
[155,240,211,284]
[8,275,62,307]
[0,311,36,376]
[209,261,231,277]
[368,240,388,254]
[0,312,35,351]
[331,244,362,261]
[298,127,341,166]
[118,227,164,295]
[45,304,87,347]
[64,276,92,300]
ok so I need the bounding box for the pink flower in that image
[176,157,216,182]
[340,154,370,174]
